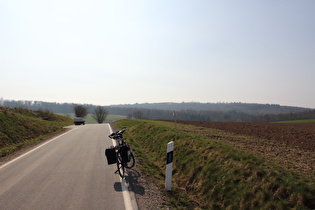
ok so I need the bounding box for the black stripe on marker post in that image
[167,151,173,164]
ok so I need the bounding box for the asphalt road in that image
[0,124,133,210]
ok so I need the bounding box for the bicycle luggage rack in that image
[105,145,129,165]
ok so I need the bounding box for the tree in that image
[92,106,108,123]
[74,105,88,118]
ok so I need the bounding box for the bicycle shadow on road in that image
[113,168,145,196]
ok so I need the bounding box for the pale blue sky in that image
[1,0,315,108]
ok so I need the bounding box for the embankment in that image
[114,119,315,209]
[0,106,73,157]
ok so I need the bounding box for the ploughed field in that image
[177,121,315,151]
[176,121,315,178]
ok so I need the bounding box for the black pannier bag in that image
[119,146,129,163]
[105,148,117,165]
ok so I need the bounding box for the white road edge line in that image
[108,124,138,210]
[0,126,79,170]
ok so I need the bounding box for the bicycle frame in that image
[107,128,135,178]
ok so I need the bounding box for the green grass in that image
[273,119,315,123]
[0,107,73,157]
[114,119,315,209]
[57,113,126,124]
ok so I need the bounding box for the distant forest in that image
[1,99,314,123]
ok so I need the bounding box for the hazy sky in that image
[1,0,315,108]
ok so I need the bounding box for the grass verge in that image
[0,107,73,157]
[114,119,315,209]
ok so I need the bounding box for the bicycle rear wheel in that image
[116,154,125,178]
[125,151,135,169]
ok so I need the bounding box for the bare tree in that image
[74,105,88,118]
[92,106,108,123]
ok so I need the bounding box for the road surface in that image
[0,124,135,210]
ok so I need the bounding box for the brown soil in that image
[177,121,315,152]
[175,121,315,179]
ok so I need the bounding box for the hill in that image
[111,102,310,115]
[1,99,310,115]
[0,106,73,157]
[1,99,314,122]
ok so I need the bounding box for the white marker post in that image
[165,141,174,191]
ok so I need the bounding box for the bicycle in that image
[105,128,135,178]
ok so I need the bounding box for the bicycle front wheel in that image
[125,151,135,169]
[116,154,125,178]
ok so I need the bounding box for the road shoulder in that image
[109,123,171,210]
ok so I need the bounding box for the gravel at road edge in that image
[125,156,171,210]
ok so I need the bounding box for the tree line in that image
[1,99,314,123]
[109,101,310,115]
[123,108,315,123]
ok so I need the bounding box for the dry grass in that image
[0,106,73,156]
[114,119,315,209]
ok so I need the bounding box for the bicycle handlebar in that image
[108,128,127,139]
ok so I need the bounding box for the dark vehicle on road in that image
[74,117,85,125]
